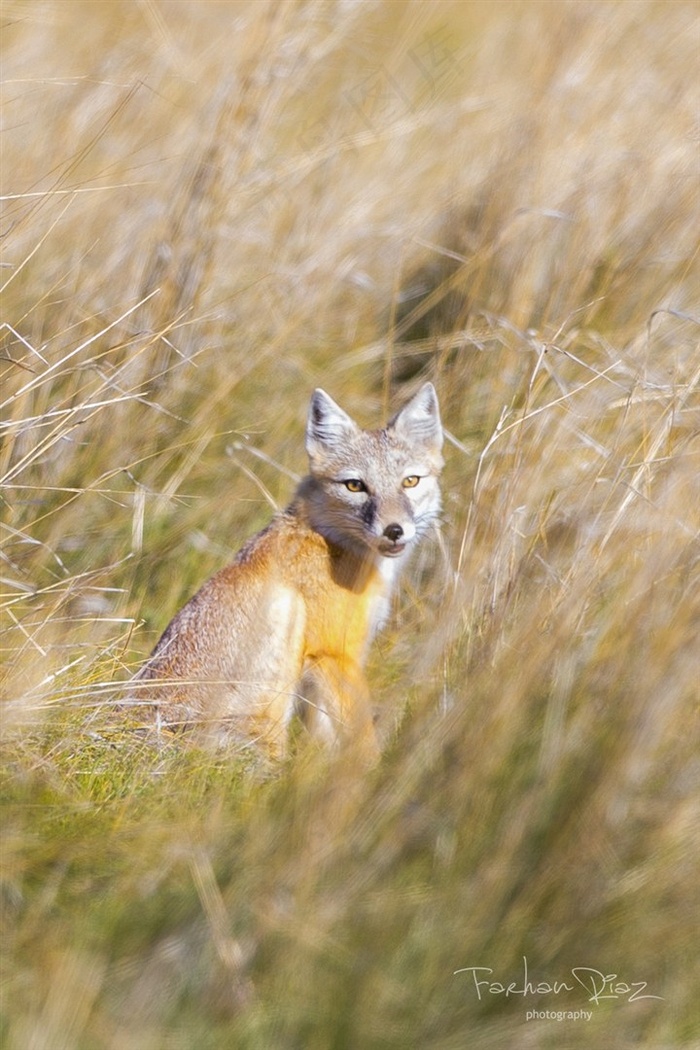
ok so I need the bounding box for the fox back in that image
[132,383,444,763]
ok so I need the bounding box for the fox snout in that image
[384,522,404,544]
[377,518,416,557]
[359,488,420,556]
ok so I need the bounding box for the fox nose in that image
[384,523,404,544]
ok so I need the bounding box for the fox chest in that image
[300,562,395,662]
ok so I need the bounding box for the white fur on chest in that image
[368,553,403,638]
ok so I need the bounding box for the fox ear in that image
[389,382,443,452]
[306,388,359,459]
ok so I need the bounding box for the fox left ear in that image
[389,382,443,453]
[306,388,359,460]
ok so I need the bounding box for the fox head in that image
[304,383,444,558]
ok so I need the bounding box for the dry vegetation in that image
[1,1,699,1047]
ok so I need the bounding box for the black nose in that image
[384,523,404,543]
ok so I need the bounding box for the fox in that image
[131,382,444,764]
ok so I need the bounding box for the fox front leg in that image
[298,655,380,765]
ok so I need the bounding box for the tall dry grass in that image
[1,1,698,1047]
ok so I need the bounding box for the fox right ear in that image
[306,388,359,459]
[389,381,443,453]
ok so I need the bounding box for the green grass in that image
[2,1,699,1047]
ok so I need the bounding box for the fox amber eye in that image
[402,475,420,489]
[343,479,366,493]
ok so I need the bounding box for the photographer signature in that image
[454,957,664,1005]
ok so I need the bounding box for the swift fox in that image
[133,383,443,762]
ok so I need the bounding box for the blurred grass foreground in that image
[1,1,698,1047]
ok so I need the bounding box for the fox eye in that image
[343,479,366,493]
[402,475,420,489]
